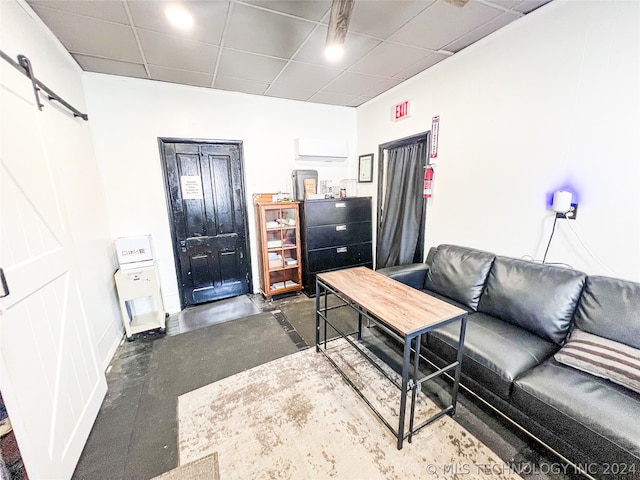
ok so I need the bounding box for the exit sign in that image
[392,100,412,121]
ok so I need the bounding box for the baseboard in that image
[163,292,181,314]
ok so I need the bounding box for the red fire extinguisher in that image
[423,165,434,198]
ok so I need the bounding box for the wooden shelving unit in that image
[254,199,302,300]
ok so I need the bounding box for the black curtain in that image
[376,141,426,268]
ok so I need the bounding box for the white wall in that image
[357,0,640,282]
[83,75,358,312]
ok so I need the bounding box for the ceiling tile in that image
[444,11,520,52]
[349,42,433,77]
[360,78,404,98]
[28,6,142,62]
[293,27,381,70]
[307,91,357,106]
[265,83,316,102]
[274,62,342,90]
[346,96,374,107]
[348,0,434,39]
[323,72,387,97]
[72,54,148,78]
[217,49,287,83]
[148,65,213,88]
[224,3,316,58]
[27,1,129,24]
[214,76,269,95]
[389,1,503,50]
[128,1,229,45]
[242,0,331,21]
[26,0,547,106]
[138,30,219,73]
[513,0,552,14]
[393,52,449,80]
[489,0,551,14]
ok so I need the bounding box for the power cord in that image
[540,213,616,275]
[521,252,574,269]
[542,214,559,264]
[563,219,618,276]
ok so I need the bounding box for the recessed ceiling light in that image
[165,5,194,30]
[324,44,344,62]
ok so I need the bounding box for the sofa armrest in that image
[376,263,429,290]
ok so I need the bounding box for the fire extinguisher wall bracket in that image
[423,164,434,199]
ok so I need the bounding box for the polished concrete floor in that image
[73,293,580,480]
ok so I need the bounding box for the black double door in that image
[159,139,251,307]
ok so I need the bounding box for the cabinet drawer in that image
[306,222,371,250]
[307,242,372,272]
[303,198,371,226]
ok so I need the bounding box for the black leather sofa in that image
[378,244,640,479]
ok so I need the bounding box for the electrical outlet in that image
[557,203,579,220]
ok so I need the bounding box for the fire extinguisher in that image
[423,165,434,198]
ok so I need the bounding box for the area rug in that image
[153,453,219,480]
[178,340,522,479]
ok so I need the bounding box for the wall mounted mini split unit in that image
[294,138,348,162]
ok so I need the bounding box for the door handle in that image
[0,268,9,298]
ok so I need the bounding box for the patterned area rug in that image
[153,453,219,480]
[178,340,522,479]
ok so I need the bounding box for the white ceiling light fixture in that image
[165,5,194,30]
[324,0,355,63]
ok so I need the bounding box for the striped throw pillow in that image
[555,329,640,394]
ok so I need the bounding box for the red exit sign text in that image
[392,100,412,121]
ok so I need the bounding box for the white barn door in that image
[0,60,107,478]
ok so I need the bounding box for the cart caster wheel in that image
[158,327,166,334]
[165,312,170,318]
[126,336,135,342]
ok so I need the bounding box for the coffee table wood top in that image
[317,267,466,336]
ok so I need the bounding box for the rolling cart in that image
[114,235,167,340]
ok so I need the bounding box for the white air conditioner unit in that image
[295,138,348,162]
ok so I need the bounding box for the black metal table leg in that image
[450,315,467,414]
[408,334,422,443]
[323,287,328,349]
[397,337,412,449]
[315,280,321,352]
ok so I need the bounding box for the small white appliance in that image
[115,234,154,270]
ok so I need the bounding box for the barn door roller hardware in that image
[0,49,88,121]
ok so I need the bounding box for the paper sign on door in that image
[180,176,204,200]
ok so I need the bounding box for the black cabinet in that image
[300,197,373,295]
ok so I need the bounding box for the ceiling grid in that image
[25,0,551,106]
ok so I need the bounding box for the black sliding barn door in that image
[159,139,251,307]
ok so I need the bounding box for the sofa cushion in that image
[555,329,640,394]
[477,257,586,345]
[422,289,472,313]
[427,312,558,399]
[376,263,429,290]
[573,275,640,349]
[424,245,495,311]
[512,358,640,463]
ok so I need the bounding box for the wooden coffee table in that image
[315,267,468,449]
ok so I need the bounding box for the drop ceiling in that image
[26,0,551,107]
